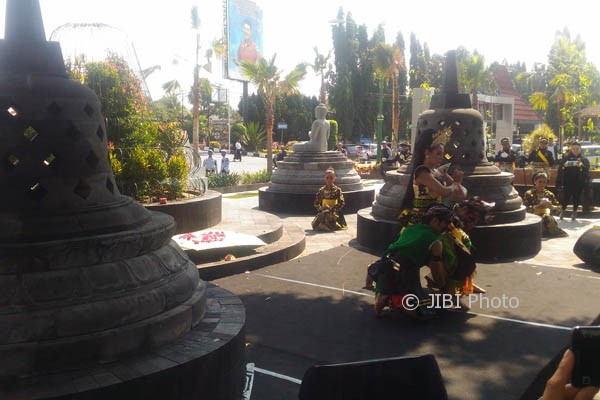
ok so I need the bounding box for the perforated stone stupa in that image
[357,51,541,261]
[0,0,229,387]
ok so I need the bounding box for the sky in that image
[1,0,599,105]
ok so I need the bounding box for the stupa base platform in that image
[0,285,245,400]
[357,208,542,262]
[258,186,375,214]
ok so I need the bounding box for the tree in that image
[311,46,331,104]
[459,51,493,110]
[240,121,265,152]
[240,55,306,171]
[395,32,409,141]
[530,28,596,147]
[373,42,403,149]
[330,9,358,142]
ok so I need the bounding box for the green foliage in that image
[239,93,319,142]
[157,122,187,158]
[230,123,246,143]
[330,10,357,141]
[207,172,241,188]
[523,124,556,155]
[120,146,168,199]
[166,155,189,198]
[70,55,196,202]
[240,54,307,171]
[328,120,339,150]
[77,54,156,147]
[241,121,265,151]
[240,169,272,184]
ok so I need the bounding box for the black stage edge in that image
[259,187,375,214]
[357,208,542,261]
[0,285,245,400]
[146,190,222,234]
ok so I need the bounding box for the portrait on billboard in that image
[227,0,263,81]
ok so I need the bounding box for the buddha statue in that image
[293,103,330,152]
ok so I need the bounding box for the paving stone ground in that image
[217,180,600,400]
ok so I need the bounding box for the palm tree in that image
[311,47,331,104]
[459,52,491,110]
[162,79,181,97]
[141,65,161,80]
[373,43,403,150]
[241,121,266,152]
[240,55,306,171]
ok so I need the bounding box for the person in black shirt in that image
[494,137,517,172]
[557,141,590,220]
[528,137,555,173]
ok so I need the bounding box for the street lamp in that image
[376,113,384,163]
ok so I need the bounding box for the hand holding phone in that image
[572,326,600,387]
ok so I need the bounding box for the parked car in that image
[582,145,600,169]
[344,144,365,161]
[363,143,379,159]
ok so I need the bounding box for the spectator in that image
[202,149,218,175]
[557,141,590,221]
[396,141,412,165]
[234,140,242,161]
[528,137,555,174]
[220,149,230,174]
[336,142,347,157]
[495,137,517,172]
[273,145,287,168]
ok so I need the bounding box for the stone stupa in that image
[0,1,244,398]
[259,103,374,214]
[357,51,541,261]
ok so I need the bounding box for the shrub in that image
[209,140,221,150]
[166,155,189,198]
[241,121,265,151]
[328,119,338,150]
[120,146,168,200]
[240,169,272,184]
[207,172,241,188]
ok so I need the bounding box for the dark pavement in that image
[215,245,600,400]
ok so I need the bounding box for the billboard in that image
[226,0,263,81]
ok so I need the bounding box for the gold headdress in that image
[432,126,453,148]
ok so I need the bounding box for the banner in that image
[226,0,263,81]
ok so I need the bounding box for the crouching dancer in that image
[371,205,453,318]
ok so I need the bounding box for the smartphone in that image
[571,326,600,387]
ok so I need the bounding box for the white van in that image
[581,145,600,170]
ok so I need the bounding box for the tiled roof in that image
[577,105,600,117]
[493,65,543,123]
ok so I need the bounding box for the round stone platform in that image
[259,151,375,214]
[259,186,375,214]
[0,284,245,400]
[357,207,542,261]
[146,190,222,234]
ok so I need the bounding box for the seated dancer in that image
[427,198,494,307]
[399,127,466,227]
[523,171,567,238]
[311,168,348,232]
[372,205,453,318]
